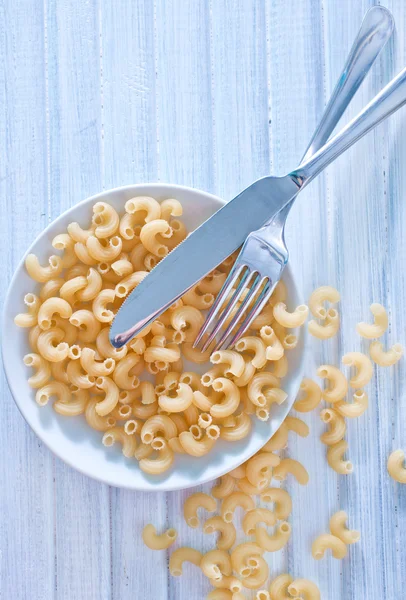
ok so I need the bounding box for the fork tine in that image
[229,281,275,347]
[193,263,246,348]
[213,274,264,351]
[200,268,255,352]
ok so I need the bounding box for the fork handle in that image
[301,5,393,163]
[291,65,406,186]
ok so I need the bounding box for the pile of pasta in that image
[14,196,312,476]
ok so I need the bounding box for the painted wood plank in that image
[0,1,55,598]
[45,1,111,598]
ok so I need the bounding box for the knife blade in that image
[110,174,300,347]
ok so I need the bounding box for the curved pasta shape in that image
[59,276,88,306]
[140,414,177,444]
[54,388,89,416]
[273,458,309,485]
[294,378,322,412]
[228,464,246,479]
[370,341,403,367]
[182,285,214,310]
[112,353,142,390]
[255,521,291,552]
[96,327,128,360]
[86,235,122,262]
[260,487,292,520]
[178,431,215,456]
[74,242,98,266]
[14,293,41,328]
[23,353,51,388]
[311,533,347,560]
[233,357,257,387]
[308,286,340,319]
[76,268,103,302]
[92,202,119,239]
[140,219,172,257]
[308,308,340,339]
[211,474,234,500]
[247,372,280,407]
[102,426,137,458]
[220,412,252,442]
[357,303,388,339]
[342,351,373,388]
[95,376,120,416]
[66,360,96,389]
[37,298,72,330]
[39,278,65,301]
[159,197,182,221]
[69,309,101,343]
[125,196,161,223]
[329,511,360,544]
[92,289,116,323]
[335,390,368,418]
[221,491,255,523]
[246,451,280,488]
[139,437,174,474]
[158,382,193,413]
[234,336,267,369]
[52,233,77,269]
[80,347,115,377]
[201,549,232,581]
[198,269,226,295]
[144,342,181,365]
[320,409,346,445]
[111,258,133,278]
[67,221,95,243]
[230,542,263,578]
[210,350,245,378]
[242,508,276,535]
[169,305,204,342]
[37,328,70,362]
[285,415,309,437]
[260,326,284,361]
[387,449,406,483]
[327,440,353,475]
[288,579,321,600]
[85,397,116,431]
[210,378,240,419]
[203,516,236,551]
[237,477,266,496]
[169,547,202,576]
[25,253,63,282]
[35,381,71,406]
[241,556,269,590]
[269,573,293,600]
[133,442,154,460]
[142,524,177,550]
[317,365,348,403]
[273,302,308,328]
[115,270,148,298]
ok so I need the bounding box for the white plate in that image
[2,183,305,491]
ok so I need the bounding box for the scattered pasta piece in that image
[311,533,347,560]
[142,524,177,550]
[327,440,353,475]
[370,341,403,367]
[356,303,388,338]
[387,449,406,483]
[329,510,360,544]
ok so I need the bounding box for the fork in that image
[194,6,393,352]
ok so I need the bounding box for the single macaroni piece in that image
[86,235,122,262]
[39,278,65,301]
[95,376,120,416]
[59,276,87,305]
[54,388,89,416]
[288,579,321,600]
[273,302,309,328]
[14,293,41,327]
[200,549,232,581]
[311,533,347,560]
[308,308,340,339]
[96,327,127,360]
[262,424,288,451]
[269,573,293,600]
[111,258,133,278]
[255,521,291,552]
[158,382,193,413]
[237,477,266,496]
[203,516,236,551]
[125,195,161,223]
[92,288,116,323]
[80,347,115,377]
[210,378,240,419]
[285,416,309,438]
[282,334,297,350]
[52,233,77,269]
[335,390,368,418]
[260,326,284,361]
[170,305,204,342]
[67,221,95,243]
[210,350,245,378]
[142,524,177,550]
[241,556,269,589]
[356,303,388,339]
[247,372,281,407]
[294,378,322,412]
[221,491,255,523]
[370,341,403,367]
[169,547,202,576]
[234,357,257,387]
[234,336,267,369]
[91,202,119,238]
[140,219,172,257]
[115,270,148,298]
[320,409,346,445]
[76,267,103,302]
[198,412,213,430]
[317,365,348,403]
[144,341,181,364]
[25,253,63,282]
[74,242,98,265]
[139,437,174,474]
[245,451,280,488]
[230,542,264,578]
[85,397,116,431]
[387,449,406,483]
[37,328,69,362]
[102,426,137,458]
[273,458,309,485]
[327,440,353,475]
[178,431,215,456]
[23,353,51,388]
[220,412,252,442]
[308,286,340,319]
[141,414,177,444]
[35,381,70,406]
[242,508,276,535]
[329,511,360,544]
[113,353,142,390]
[342,351,373,388]
[69,309,101,343]
[66,360,96,389]
[160,197,182,221]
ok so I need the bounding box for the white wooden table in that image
[1,1,405,598]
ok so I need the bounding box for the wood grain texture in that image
[1,0,405,598]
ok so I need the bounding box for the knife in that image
[111,62,406,349]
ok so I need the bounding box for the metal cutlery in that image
[110,12,404,350]
[195,5,394,351]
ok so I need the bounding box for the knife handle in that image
[291,65,406,186]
